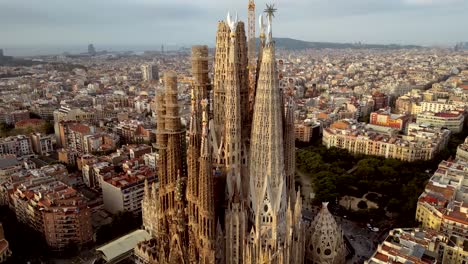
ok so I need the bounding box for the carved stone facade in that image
[306,203,346,264]
[136,5,343,264]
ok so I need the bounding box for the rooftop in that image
[96,229,151,262]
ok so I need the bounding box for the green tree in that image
[387,198,401,212]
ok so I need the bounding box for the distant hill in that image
[261,37,422,50]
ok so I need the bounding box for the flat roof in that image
[96,229,151,262]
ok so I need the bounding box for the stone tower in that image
[135,72,189,264]
[223,13,249,264]
[197,100,216,264]
[187,82,201,263]
[213,21,249,146]
[306,203,346,264]
[187,46,211,262]
[245,10,305,263]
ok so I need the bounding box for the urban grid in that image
[0,1,468,264]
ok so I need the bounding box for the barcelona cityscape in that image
[0,0,468,263]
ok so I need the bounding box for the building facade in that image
[415,159,468,239]
[416,111,465,133]
[456,137,468,161]
[323,121,450,162]
[30,133,54,156]
[369,109,410,131]
[366,228,468,264]
[0,135,34,159]
[3,169,93,251]
[101,165,156,215]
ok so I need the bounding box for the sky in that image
[1,0,467,55]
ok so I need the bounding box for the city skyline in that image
[1,0,468,56]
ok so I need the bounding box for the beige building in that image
[456,137,468,161]
[416,111,465,133]
[295,122,320,142]
[323,121,450,162]
[416,159,468,239]
[30,133,54,156]
[366,228,468,264]
[3,169,93,251]
[420,100,460,113]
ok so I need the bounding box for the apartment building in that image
[371,91,388,110]
[143,153,157,170]
[66,123,93,153]
[295,121,321,143]
[323,121,450,162]
[0,135,34,159]
[82,133,119,154]
[101,165,156,215]
[2,169,93,251]
[30,133,54,156]
[114,120,153,144]
[0,110,29,125]
[416,111,465,133]
[456,137,468,161]
[366,228,468,264]
[57,148,79,166]
[82,161,114,189]
[370,109,411,131]
[416,159,468,239]
[420,100,459,113]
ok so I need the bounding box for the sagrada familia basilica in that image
[134,2,346,264]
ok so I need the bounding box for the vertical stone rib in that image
[199,100,215,235]
[284,95,296,198]
[187,89,200,203]
[213,22,230,139]
[224,24,243,198]
[250,42,285,199]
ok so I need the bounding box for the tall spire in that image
[224,11,243,200]
[187,87,200,204]
[198,99,216,263]
[248,4,288,249]
[224,12,249,264]
[247,0,257,131]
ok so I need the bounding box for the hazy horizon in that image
[1,0,467,56]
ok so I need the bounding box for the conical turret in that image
[306,203,346,264]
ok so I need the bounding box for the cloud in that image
[403,0,463,5]
[0,0,467,51]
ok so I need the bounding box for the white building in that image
[416,111,465,133]
[0,135,34,159]
[141,64,159,81]
[420,100,458,113]
[101,167,156,215]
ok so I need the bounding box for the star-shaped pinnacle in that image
[264,4,277,20]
